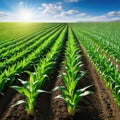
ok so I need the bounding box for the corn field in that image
[0,22,120,120]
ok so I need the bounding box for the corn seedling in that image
[54,28,93,116]
[11,71,49,116]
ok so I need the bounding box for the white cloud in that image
[0,11,15,22]
[107,11,120,17]
[61,10,78,16]
[107,11,116,16]
[65,0,79,2]
[76,15,109,22]
[90,15,107,21]
[77,13,87,17]
[1,1,120,22]
[111,17,120,21]
[41,3,63,14]
[54,9,78,19]
[0,11,9,17]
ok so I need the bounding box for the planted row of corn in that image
[0,23,57,51]
[0,31,41,57]
[80,30,120,63]
[0,24,62,62]
[0,25,65,94]
[73,28,120,106]
[70,24,120,63]
[53,27,92,116]
[0,24,64,72]
[11,26,67,115]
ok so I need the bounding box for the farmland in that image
[0,22,120,120]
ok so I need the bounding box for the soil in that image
[0,34,120,119]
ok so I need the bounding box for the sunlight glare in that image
[18,8,34,22]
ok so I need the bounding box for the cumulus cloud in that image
[61,10,78,16]
[54,9,78,18]
[65,0,79,2]
[76,13,87,17]
[0,11,9,17]
[90,15,107,21]
[41,3,63,14]
[107,11,116,16]
[76,15,108,22]
[0,11,14,22]
[111,17,120,21]
[39,2,120,22]
[107,11,120,17]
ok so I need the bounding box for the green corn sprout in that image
[53,27,93,116]
[11,71,49,116]
[54,83,92,116]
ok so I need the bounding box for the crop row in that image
[0,25,92,118]
[0,23,58,43]
[80,30,120,62]
[0,24,66,94]
[0,24,64,72]
[0,24,62,60]
[72,28,120,106]
[70,23,120,63]
[11,26,68,115]
[53,27,92,116]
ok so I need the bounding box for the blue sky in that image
[0,0,120,22]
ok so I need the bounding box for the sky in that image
[0,0,120,22]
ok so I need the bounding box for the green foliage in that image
[54,27,92,116]
[11,71,49,115]
[0,24,65,94]
[71,24,120,106]
[11,26,67,115]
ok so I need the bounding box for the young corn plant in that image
[11,26,67,116]
[11,71,49,116]
[54,28,93,116]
